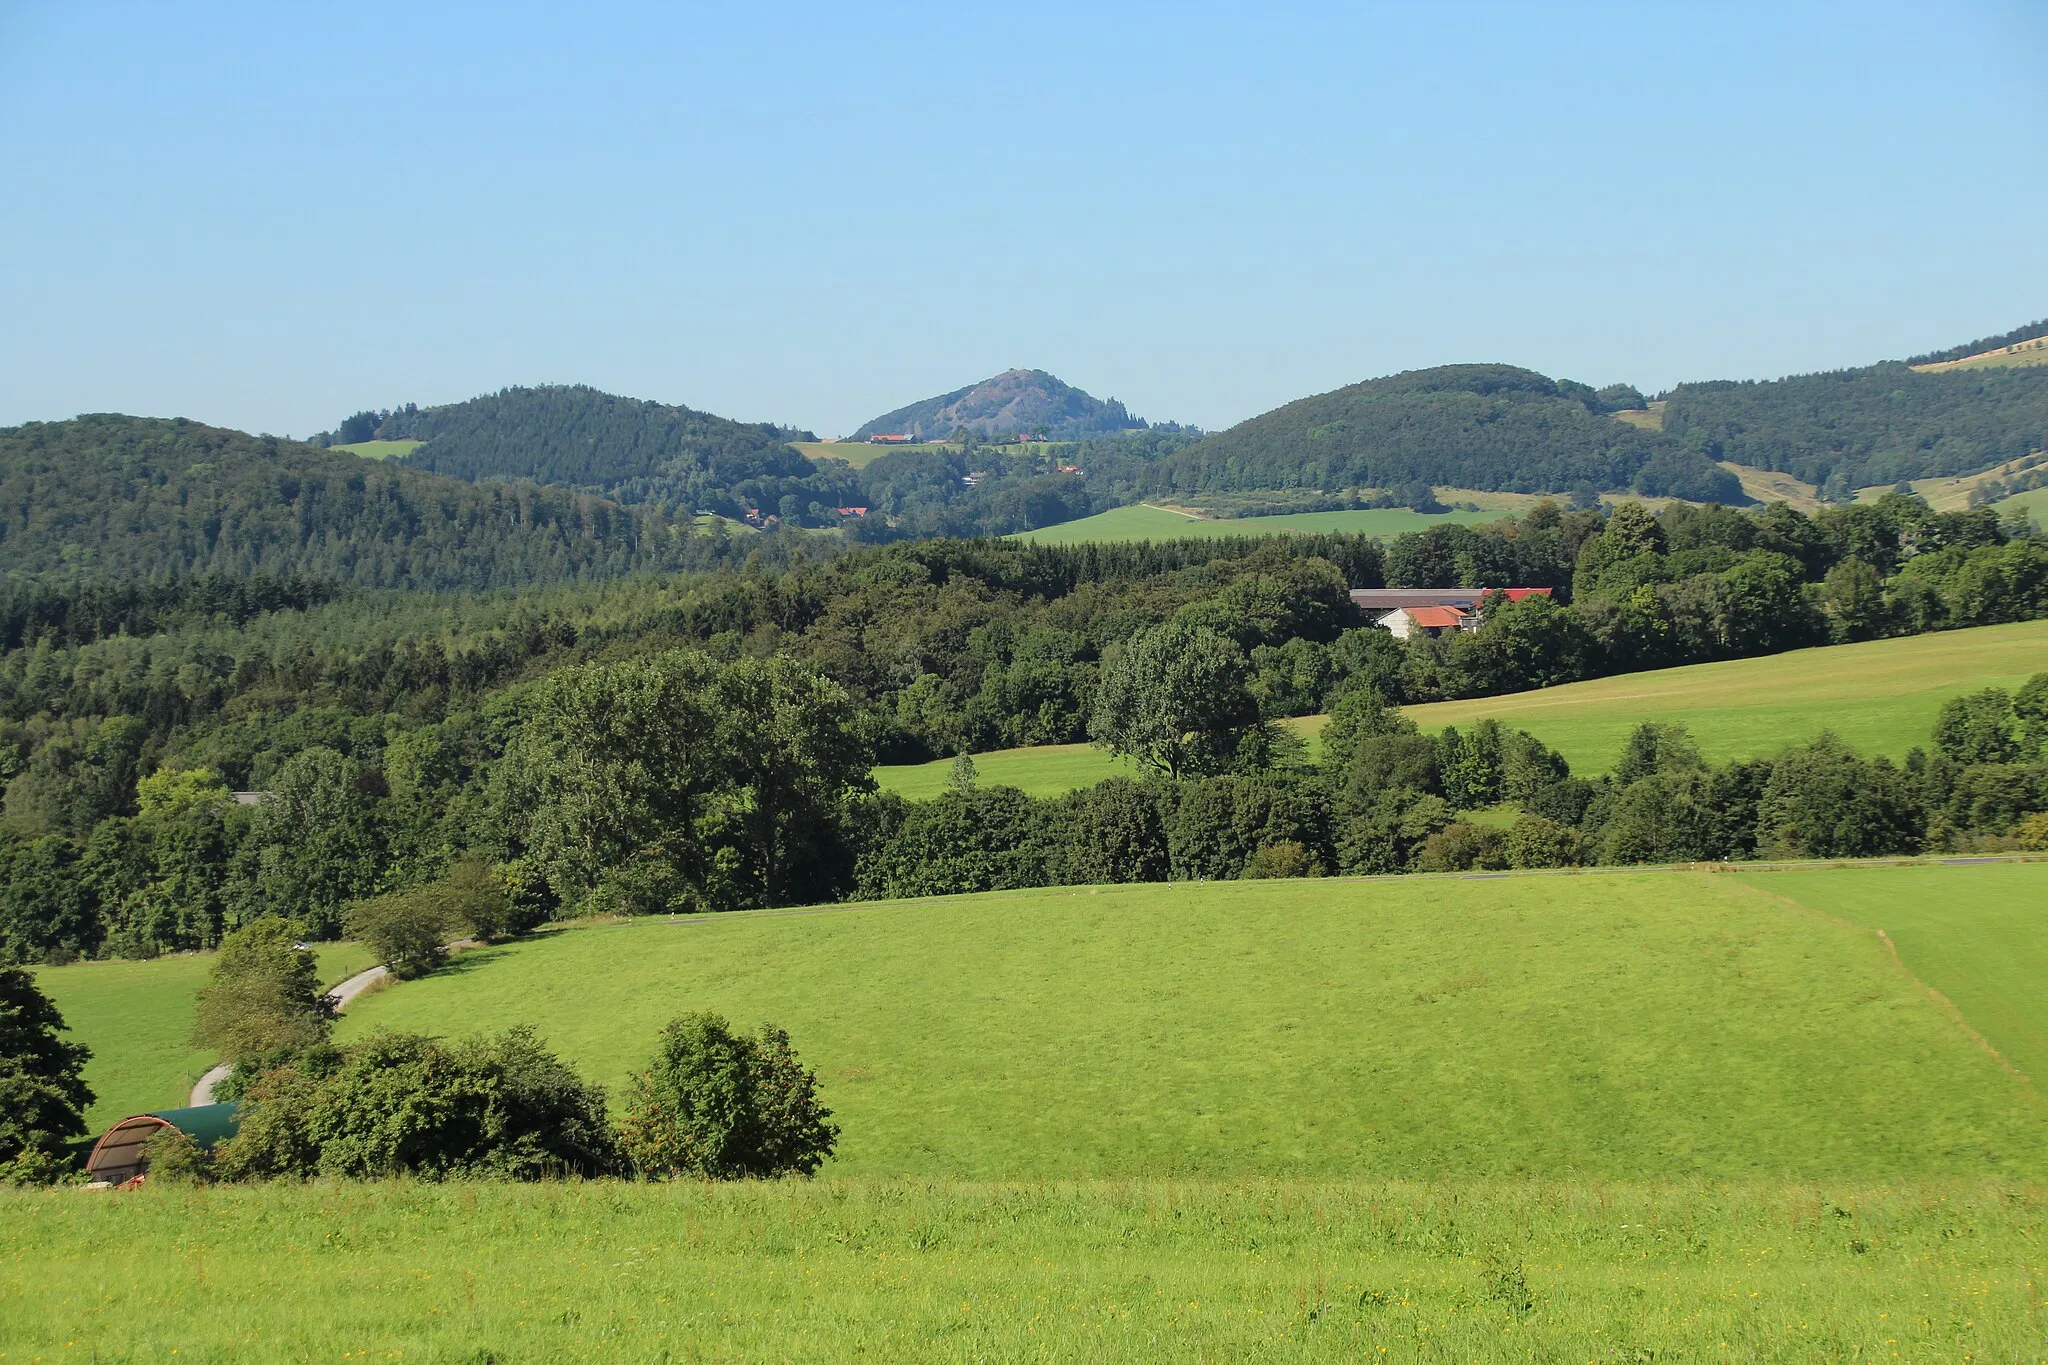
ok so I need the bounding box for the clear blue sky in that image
[2,1,2043,439]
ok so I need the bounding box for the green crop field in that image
[877,620,2048,797]
[1012,502,1509,544]
[32,942,376,1126]
[6,1177,2042,1360]
[330,439,423,460]
[332,864,2048,1180]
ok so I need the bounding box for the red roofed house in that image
[1360,586,1553,639]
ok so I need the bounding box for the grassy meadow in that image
[331,863,2048,1180]
[14,861,2048,1358]
[6,1178,2043,1360]
[330,439,423,460]
[1764,860,2048,1084]
[875,619,2048,797]
[1393,618,2048,773]
[1912,338,2048,372]
[32,942,376,1126]
[1993,484,2048,524]
[1011,502,1508,544]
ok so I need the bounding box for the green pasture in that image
[882,620,2048,797]
[1395,618,2048,773]
[337,864,2048,1180]
[877,741,1141,799]
[330,439,423,460]
[7,1178,2043,1361]
[1992,484,2048,524]
[1012,502,1508,544]
[1764,860,2048,1084]
[33,942,376,1127]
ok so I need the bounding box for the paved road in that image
[188,940,480,1106]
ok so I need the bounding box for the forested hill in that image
[0,415,747,590]
[1146,365,1742,502]
[1660,362,2048,496]
[853,369,1151,441]
[347,385,822,516]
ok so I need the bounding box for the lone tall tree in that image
[191,916,332,1067]
[0,967,94,1177]
[1088,621,1265,780]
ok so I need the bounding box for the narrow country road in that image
[188,940,480,1106]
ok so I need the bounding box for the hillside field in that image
[874,619,2048,796]
[330,439,423,460]
[1912,338,2048,373]
[1993,484,2048,524]
[32,942,376,1126]
[331,863,2048,1180]
[19,862,2048,1357]
[1011,502,1508,544]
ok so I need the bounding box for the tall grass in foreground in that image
[5,1179,2043,1360]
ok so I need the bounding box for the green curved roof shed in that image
[86,1102,241,1187]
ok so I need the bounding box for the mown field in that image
[329,863,2048,1180]
[32,942,376,1126]
[6,1178,2041,1360]
[875,619,2048,796]
[1011,502,1508,544]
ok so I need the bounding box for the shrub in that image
[1241,841,1319,878]
[308,1029,618,1179]
[140,1126,211,1186]
[345,888,452,979]
[1415,822,1508,872]
[2016,812,2048,852]
[190,916,332,1067]
[210,1057,331,1181]
[1503,814,1590,868]
[619,1011,837,1180]
[0,966,94,1176]
[218,1029,616,1181]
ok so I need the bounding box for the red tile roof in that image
[1403,605,1469,628]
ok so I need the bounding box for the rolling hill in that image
[853,368,1150,441]
[0,415,728,589]
[357,384,825,515]
[1146,364,1744,503]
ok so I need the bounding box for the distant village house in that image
[1348,586,1552,639]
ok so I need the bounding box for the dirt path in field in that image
[188,940,481,1106]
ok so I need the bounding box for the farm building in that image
[1351,586,1553,639]
[85,1103,241,1187]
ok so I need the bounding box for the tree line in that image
[2,493,2045,964]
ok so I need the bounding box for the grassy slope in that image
[1011,503,1508,544]
[1992,485,2048,523]
[1392,619,2048,773]
[1766,861,2048,1084]
[876,620,2048,796]
[6,1179,2041,1360]
[338,865,2048,1180]
[330,439,423,460]
[34,942,377,1126]
[1912,339,2048,373]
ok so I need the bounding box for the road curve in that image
[188,941,480,1106]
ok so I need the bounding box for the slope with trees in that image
[1146,364,1743,503]
[852,368,1153,441]
[0,415,746,591]
[341,385,826,518]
